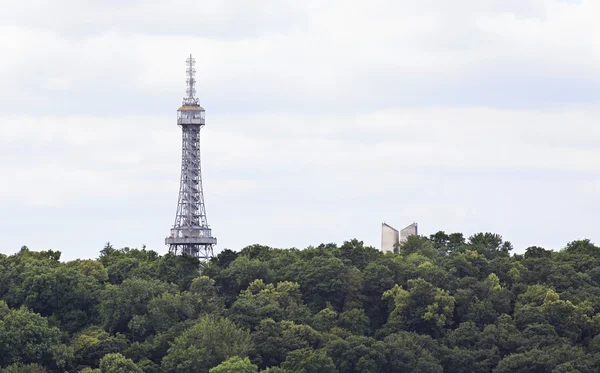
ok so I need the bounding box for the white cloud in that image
[1,0,599,258]
[1,106,599,258]
[2,0,599,116]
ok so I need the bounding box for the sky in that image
[1,0,599,260]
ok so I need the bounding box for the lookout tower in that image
[165,55,217,260]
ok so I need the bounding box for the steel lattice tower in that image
[165,54,217,260]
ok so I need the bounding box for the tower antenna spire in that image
[184,54,199,106]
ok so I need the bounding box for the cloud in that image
[1,106,599,259]
[2,0,600,116]
[1,0,599,259]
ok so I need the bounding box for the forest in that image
[1,232,600,372]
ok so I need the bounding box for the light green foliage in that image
[260,368,289,373]
[71,326,129,367]
[229,279,311,329]
[311,304,338,331]
[66,259,109,282]
[423,288,455,328]
[517,284,554,308]
[161,315,252,373]
[188,276,225,313]
[382,279,455,336]
[485,273,501,291]
[80,368,102,373]
[209,356,258,373]
[508,266,521,282]
[99,353,143,373]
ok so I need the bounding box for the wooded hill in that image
[2,232,600,372]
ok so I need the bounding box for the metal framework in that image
[165,54,217,260]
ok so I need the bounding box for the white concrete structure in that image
[381,223,399,253]
[381,222,418,253]
[400,222,418,244]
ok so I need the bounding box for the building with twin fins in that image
[381,222,418,253]
[165,55,217,261]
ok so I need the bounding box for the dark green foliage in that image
[100,277,175,334]
[6,265,102,332]
[335,239,381,270]
[326,335,386,373]
[250,319,326,369]
[0,301,64,368]
[382,331,443,373]
[1,235,600,372]
[280,348,337,373]
[1,363,47,373]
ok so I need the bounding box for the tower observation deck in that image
[165,54,217,260]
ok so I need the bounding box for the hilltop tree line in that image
[2,232,600,372]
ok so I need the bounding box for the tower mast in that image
[165,54,217,260]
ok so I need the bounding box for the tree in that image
[210,249,239,269]
[280,348,337,373]
[283,256,358,311]
[338,308,370,335]
[3,234,600,372]
[161,315,252,373]
[468,233,512,259]
[71,326,129,368]
[563,239,600,257]
[228,280,311,330]
[1,363,47,373]
[188,276,225,314]
[0,301,64,368]
[251,319,326,369]
[100,277,174,334]
[7,265,102,332]
[398,235,437,258]
[524,246,552,259]
[326,335,386,373]
[382,279,455,337]
[99,353,143,373]
[209,356,258,373]
[335,239,380,270]
[383,331,443,373]
[216,255,272,303]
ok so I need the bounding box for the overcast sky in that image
[1,0,599,260]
